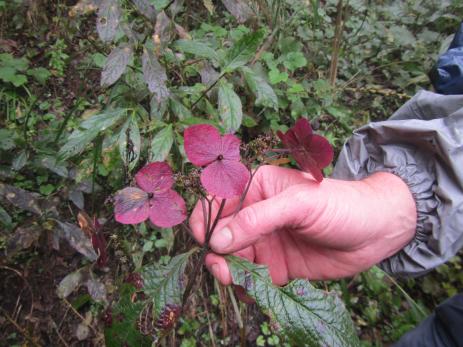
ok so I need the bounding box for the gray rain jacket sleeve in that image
[332,90,463,277]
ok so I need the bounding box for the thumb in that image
[209,184,313,254]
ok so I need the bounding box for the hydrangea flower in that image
[114,162,186,227]
[184,124,250,198]
[277,118,333,182]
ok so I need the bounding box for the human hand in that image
[190,165,417,285]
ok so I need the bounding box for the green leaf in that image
[241,66,278,109]
[226,256,360,347]
[101,44,133,87]
[218,81,243,132]
[283,52,307,71]
[104,284,151,347]
[222,29,265,72]
[12,150,28,171]
[0,66,27,86]
[58,109,126,160]
[174,39,219,62]
[150,124,174,162]
[97,0,121,42]
[142,47,169,103]
[27,67,51,84]
[118,116,141,170]
[169,98,192,120]
[0,204,12,228]
[268,69,288,84]
[141,249,197,327]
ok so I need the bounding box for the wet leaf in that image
[241,66,278,109]
[0,183,43,215]
[221,0,254,23]
[142,47,169,103]
[97,0,121,42]
[150,124,174,162]
[223,29,265,72]
[174,39,219,62]
[118,116,141,170]
[55,220,98,261]
[132,0,157,22]
[104,284,151,347]
[57,270,85,299]
[226,256,360,347]
[218,81,243,133]
[101,44,133,87]
[86,278,107,303]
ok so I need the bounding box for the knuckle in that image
[237,206,259,230]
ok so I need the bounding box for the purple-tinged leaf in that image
[142,48,169,103]
[97,0,121,42]
[57,269,85,299]
[101,43,133,87]
[132,0,157,22]
[56,220,99,261]
[86,278,107,303]
[154,11,173,45]
[221,0,254,23]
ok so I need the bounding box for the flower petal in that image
[221,134,241,161]
[277,128,299,150]
[309,134,334,169]
[135,162,174,193]
[184,124,222,166]
[149,190,187,227]
[293,118,313,149]
[291,149,324,182]
[201,160,250,198]
[114,187,150,224]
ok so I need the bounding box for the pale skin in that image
[190,165,417,286]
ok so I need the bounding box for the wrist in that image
[360,172,417,259]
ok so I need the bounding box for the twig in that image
[62,298,98,335]
[51,319,70,347]
[232,166,260,217]
[191,73,225,109]
[0,307,41,347]
[328,0,344,86]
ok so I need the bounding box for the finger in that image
[210,184,314,254]
[205,253,232,285]
[190,166,314,244]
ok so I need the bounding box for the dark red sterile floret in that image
[277,118,333,182]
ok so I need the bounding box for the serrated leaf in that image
[226,256,360,347]
[141,249,197,318]
[283,51,307,71]
[58,109,126,159]
[133,0,157,22]
[169,98,192,120]
[218,81,243,133]
[149,124,174,161]
[221,0,253,23]
[174,39,219,62]
[222,29,265,72]
[104,284,151,347]
[97,0,121,42]
[241,66,278,109]
[142,48,169,103]
[101,44,133,87]
[118,117,141,170]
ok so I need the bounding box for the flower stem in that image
[182,198,227,307]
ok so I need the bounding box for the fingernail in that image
[211,227,233,251]
[211,264,220,279]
